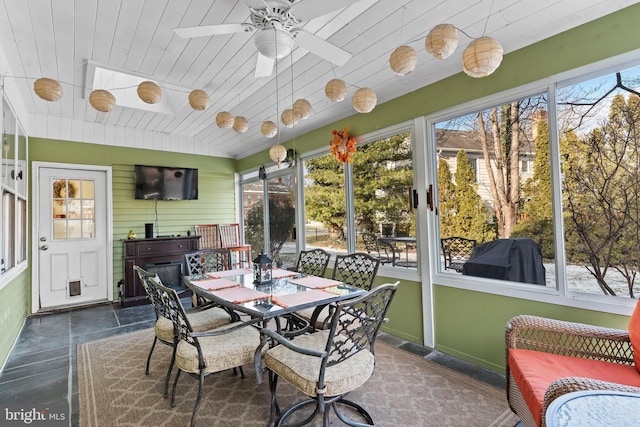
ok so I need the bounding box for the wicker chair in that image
[440,236,476,272]
[133,266,232,399]
[505,314,640,427]
[294,248,331,277]
[256,282,399,427]
[150,273,262,427]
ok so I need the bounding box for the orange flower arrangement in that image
[330,127,357,164]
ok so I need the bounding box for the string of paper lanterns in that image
[389,22,503,79]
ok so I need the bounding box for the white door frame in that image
[31,161,113,313]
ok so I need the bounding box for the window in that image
[557,63,640,300]
[301,127,418,269]
[433,93,556,287]
[0,95,28,282]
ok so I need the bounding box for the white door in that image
[36,166,110,309]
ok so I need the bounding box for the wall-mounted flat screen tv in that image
[134,165,198,200]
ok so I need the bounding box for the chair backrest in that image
[361,233,380,253]
[218,223,241,247]
[332,252,380,291]
[134,265,170,322]
[324,282,399,368]
[295,248,331,277]
[194,224,221,249]
[441,237,477,270]
[185,249,232,275]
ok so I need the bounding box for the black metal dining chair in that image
[294,248,331,277]
[256,282,399,427]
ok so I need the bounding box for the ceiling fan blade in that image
[242,0,268,9]
[255,53,275,77]
[291,0,357,21]
[174,23,248,39]
[295,30,352,66]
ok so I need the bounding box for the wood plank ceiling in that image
[0,0,636,159]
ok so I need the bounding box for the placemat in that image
[271,289,334,308]
[209,286,270,304]
[288,276,343,289]
[271,268,300,279]
[207,268,252,278]
[190,278,240,291]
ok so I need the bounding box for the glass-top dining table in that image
[183,267,367,325]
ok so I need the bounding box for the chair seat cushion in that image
[295,306,331,329]
[509,348,640,426]
[629,300,640,373]
[264,330,375,397]
[175,323,260,374]
[154,307,231,343]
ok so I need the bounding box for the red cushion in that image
[509,348,640,426]
[629,299,640,373]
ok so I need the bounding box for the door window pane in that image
[557,64,640,299]
[435,93,554,287]
[52,178,96,240]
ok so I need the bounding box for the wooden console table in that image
[120,235,200,306]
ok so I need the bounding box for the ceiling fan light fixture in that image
[462,36,503,78]
[389,45,417,76]
[189,89,210,111]
[352,87,377,113]
[325,79,347,102]
[425,23,458,59]
[216,111,234,128]
[254,28,295,60]
[33,77,63,101]
[233,116,249,133]
[89,89,116,112]
[261,121,278,138]
[137,81,162,104]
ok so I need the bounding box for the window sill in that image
[0,262,28,291]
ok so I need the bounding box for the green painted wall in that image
[236,3,640,373]
[28,138,238,301]
[0,270,29,366]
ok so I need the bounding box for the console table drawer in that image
[135,240,191,255]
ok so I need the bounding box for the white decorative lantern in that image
[389,45,417,76]
[189,90,210,111]
[269,144,287,167]
[425,23,459,59]
[216,111,234,128]
[261,121,278,138]
[281,109,297,128]
[89,89,116,112]
[33,78,63,101]
[325,79,348,102]
[137,81,162,104]
[292,98,312,119]
[352,88,377,113]
[462,37,503,78]
[233,116,249,133]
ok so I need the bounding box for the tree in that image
[512,114,555,258]
[562,93,640,297]
[437,158,457,238]
[451,150,494,242]
[245,198,295,267]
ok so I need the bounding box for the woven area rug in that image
[78,329,520,427]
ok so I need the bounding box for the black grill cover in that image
[462,238,546,285]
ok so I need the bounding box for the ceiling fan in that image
[174,0,357,77]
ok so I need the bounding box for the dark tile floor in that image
[0,301,505,426]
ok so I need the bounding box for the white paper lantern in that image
[33,77,63,101]
[281,109,297,128]
[216,111,234,128]
[352,88,377,113]
[137,81,162,104]
[389,45,417,76]
[233,116,249,133]
[292,98,312,119]
[189,90,210,111]
[261,121,278,138]
[89,89,116,112]
[325,79,348,102]
[462,37,504,78]
[269,144,287,167]
[425,23,459,59]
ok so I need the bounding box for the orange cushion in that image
[509,348,640,426]
[629,299,640,373]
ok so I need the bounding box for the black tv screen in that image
[134,165,198,200]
